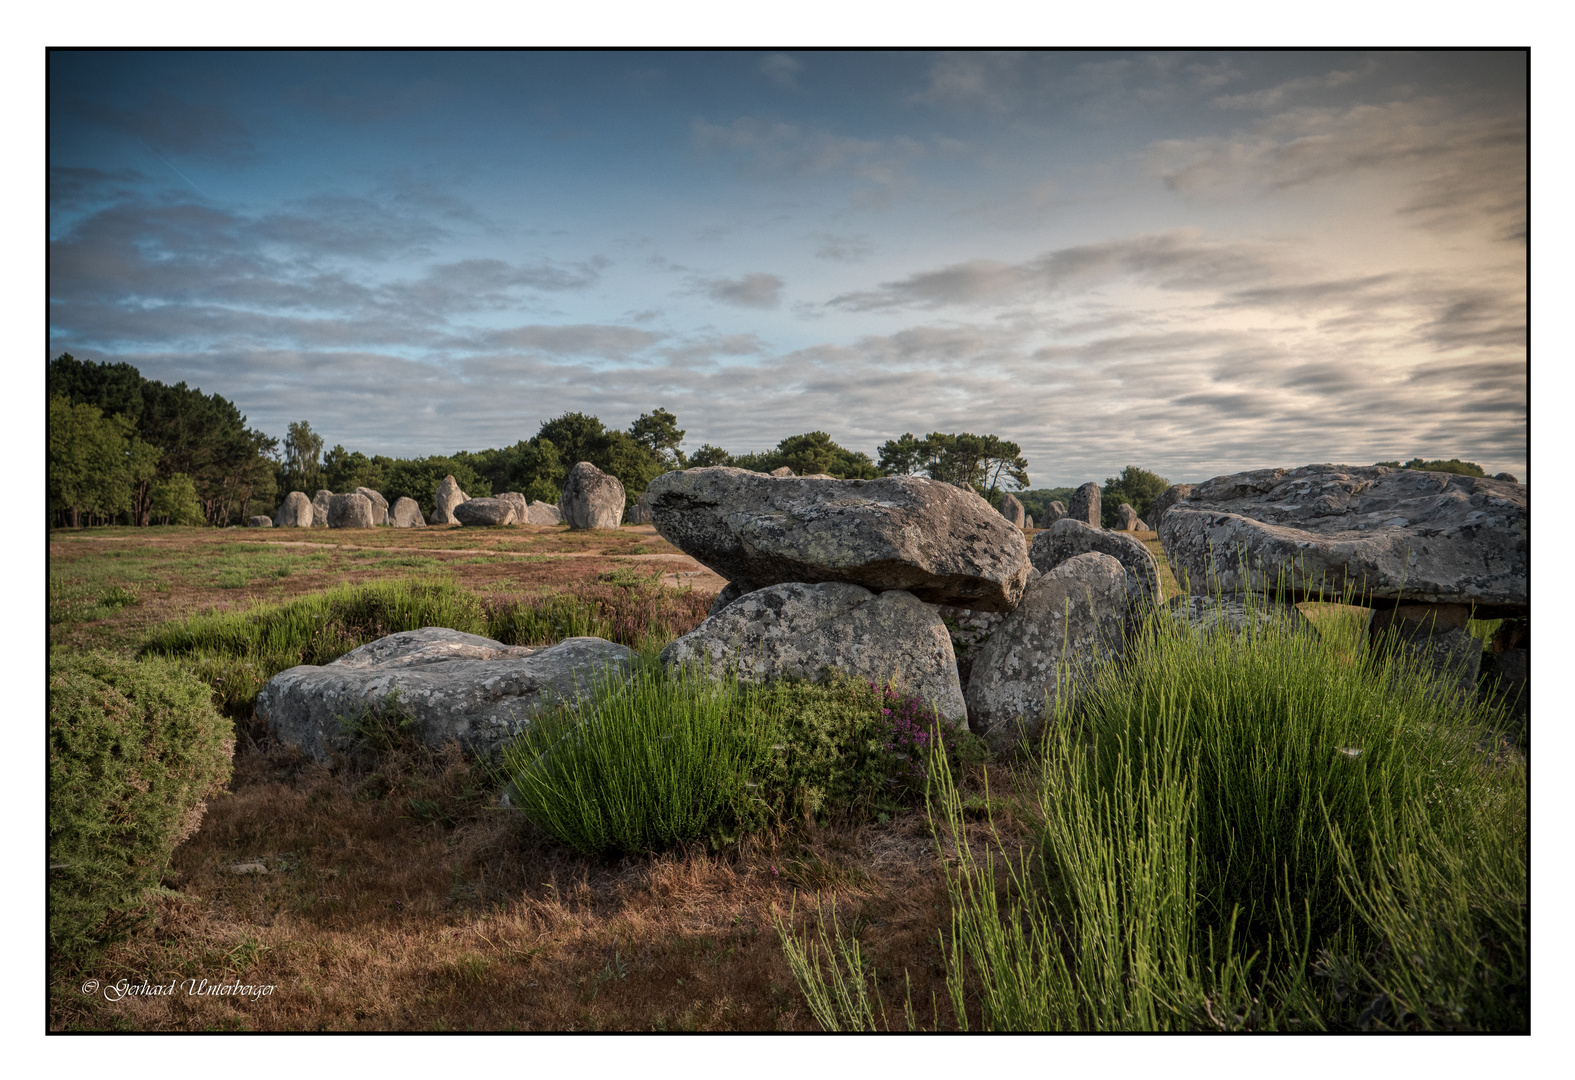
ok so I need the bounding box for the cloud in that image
[699,272,784,309]
[909,52,1024,112]
[1212,66,1365,110]
[811,234,873,261]
[690,117,926,185]
[759,53,802,88]
[58,87,259,162]
[829,231,1278,311]
[1146,97,1526,242]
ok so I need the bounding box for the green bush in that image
[49,651,234,960]
[499,664,971,857]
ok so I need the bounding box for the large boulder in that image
[1067,483,1101,527]
[327,492,375,529]
[257,628,636,761]
[524,500,563,525]
[274,491,314,527]
[433,475,468,525]
[311,490,334,528]
[770,466,796,477]
[390,496,426,528]
[1030,517,1166,610]
[494,492,530,522]
[626,491,653,525]
[1115,503,1140,531]
[453,497,517,526]
[1044,501,1066,524]
[996,492,1025,529]
[1157,465,1528,612]
[246,515,274,528]
[1148,484,1192,531]
[645,467,1031,612]
[964,552,1127,749]
[356,487,389,526]
[660,582,967,728]
[560,462,626,529]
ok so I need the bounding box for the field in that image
[47,523,1526,1032]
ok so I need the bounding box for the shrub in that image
[49,651,234,961]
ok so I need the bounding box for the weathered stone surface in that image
[1479,648,1528,734]
[964,553,1126,749]
[1116,503,1140,531]
[356,487,389,526]
[1135,519,1149,532]
[524,501,563,525]
[453,497,517,526]
[1161,594,1307,638]
[495,492,530,522]
[390,496,426,528]
[257,627,636,761]
[934,604,1008,693]
[327,492,375,529]
[1025,515,1034,530]
[1030,517,1165,609]
[770,466,796,477]
[246,515,274,528]
[433,475,468,525]
[274,491,314,528]
[707,581,749,618]
[1158,465,1528,611]
[1148,484,1192,531]
[626,491,653,525]
[560,462,626,529]
[661,582,966,727]
[311,490,333,528]
[997,491,1026,529]
[1068,483,1101,527]
[1494,472,1519,484]
[646,467,1031,612]
[1044,501,1066,524]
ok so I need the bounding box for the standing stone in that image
[1148,484,1193,532]
[964,552,1127,750]
[997,491,1026,529]
[1116,503,1140,531]
[560,462,626,530]
[1044,501,1066,524]
[246,515,274,528]
[327,492,375,529]
[1025,515,1034,530]
[312,490,334,528]
[1030,517,1166,610]
[453,497,518,526]
[274,491,315,528]
[524,501,563,525]
[645,467,1031,612]
[626,491,653,525]
[355,487,389,526]
[433,476,468,525]
[1494,472,1519,484]
[770,466,796,477]
[390,496,425,528]
[661,582,967,728]
[1067,483,1101,527]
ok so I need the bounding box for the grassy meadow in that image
[47,522,1526,1031]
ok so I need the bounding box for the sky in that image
[47,49,1528,487]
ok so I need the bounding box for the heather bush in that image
[49,651,234,961]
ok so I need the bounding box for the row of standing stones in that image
[258,463,1528,764]
[245,461,640,531]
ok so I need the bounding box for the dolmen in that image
[648,467,1128,749]
[1157,464,1528,696]
[258,628,635,761]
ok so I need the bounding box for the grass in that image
[779,590,1527,1032]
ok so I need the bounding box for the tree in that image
[876,432,1029,498]
[49,396,138,527]
[687,444,733,468]
[280,420,325,495]
[731,432,879,480]
[147,473,205,525]
[629,409,687,468]
[1100,466,1170,528]
[1375,458,1487,477]
[382,456,493,519]
[322,445,387,494]
[536,412,607,469]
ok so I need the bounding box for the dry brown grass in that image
[49,521,1037,1031]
